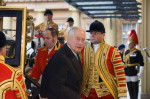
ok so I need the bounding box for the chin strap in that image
[137,66,144,80]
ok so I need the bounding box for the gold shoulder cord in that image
[124,49,137,67]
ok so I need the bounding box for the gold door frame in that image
[0,6,27,75]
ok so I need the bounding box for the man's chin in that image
[76,49,82,53]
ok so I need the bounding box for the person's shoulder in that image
[135,49,142,54]
[125,49,130,54]
[136,48,141,52]
[53,44,68,58]
[55,45,66,55]
[50,20,58,26]
[105,43,112,47]
[53,21,58,26]
[35,22,44,28]
[85,44,92,49]
[60,43,64,47]
[38,46,47,52]
[105,44,117,50]
[0,63,21,78]
[3,63,16,72]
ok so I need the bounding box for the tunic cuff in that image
[117,87,127,97]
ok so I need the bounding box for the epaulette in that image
[41,47,47,51]
[54,41,61,50]
[136,49,141,52]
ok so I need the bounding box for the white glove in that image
[137,66,144,80]
[148,57,150,61]
[119,97,126,99]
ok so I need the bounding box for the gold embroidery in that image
[81,41,127,99]
[124,48,137,67]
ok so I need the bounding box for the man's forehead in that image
[44,31,52,35]
[45,14,52,16]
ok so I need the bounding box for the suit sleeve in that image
[40,55,80,99]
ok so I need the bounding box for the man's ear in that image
[103,33,105,36]
[54,36,57,42]
[0,46,6,57]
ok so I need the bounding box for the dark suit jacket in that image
[40,44,83,99]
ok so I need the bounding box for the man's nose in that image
[79,40,84,45]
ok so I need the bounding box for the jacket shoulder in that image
[38,46,47,52]
[1,63,16,73]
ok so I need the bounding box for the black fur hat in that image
[86,20,105,33]
[44,9,53,16]
[67,17,74,22]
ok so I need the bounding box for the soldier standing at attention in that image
[124,30,144,99]
[35,9,58,32]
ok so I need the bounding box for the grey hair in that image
[67,27,85,39]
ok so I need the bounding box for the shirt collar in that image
[93,43,101,53]
[67,44,77,56]
[48,42,57,54]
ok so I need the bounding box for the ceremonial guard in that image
[35,9,58,32]
[123,30,144,99]
[30,28,63,81]
[81,20,127,99]
[0,31,28,99]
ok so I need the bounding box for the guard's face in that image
[45,14,52,22]
[90,31,105,44]
[68,21,74,27]
[68,30,85,54]
[120,48,125,53]
[129,42,135,49]
[43,30,56,49]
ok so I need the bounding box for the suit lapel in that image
[64,44,83,77]
[70,55,83,77]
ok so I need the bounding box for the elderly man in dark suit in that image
[40,27,86,99]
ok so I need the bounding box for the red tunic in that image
[81,41,127,99]
[30,42,63,81]
[0,55,28,99]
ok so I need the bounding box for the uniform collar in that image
[0,55,5,63]
[93,43,101,53]
[129,47,136,51]
[47,20,53,24]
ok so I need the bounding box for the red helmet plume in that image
[127,29,139,45]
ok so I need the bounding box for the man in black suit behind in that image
[40,27,86,99]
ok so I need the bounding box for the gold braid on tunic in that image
[123,48,138,67]
[81,40,127,99]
